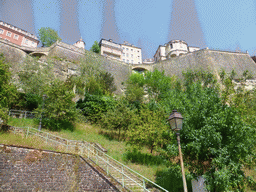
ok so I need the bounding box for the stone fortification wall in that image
[100,55,132,94]
[48,41,86,61]
[154,49,256,79]
[0,39,27,64]
[0,144,118,191]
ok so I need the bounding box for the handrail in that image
[9,126,168,192]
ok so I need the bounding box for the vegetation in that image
[38,27,62,47]
[1,49,256,191]
[90,41,101,54]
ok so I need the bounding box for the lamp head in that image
[167,110,183,131]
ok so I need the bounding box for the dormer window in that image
[0,29,3,34]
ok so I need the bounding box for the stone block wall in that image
[0,144,119,191]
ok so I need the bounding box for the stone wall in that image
[154,49,256,79]
[0,144,119,191]
[0,39,27,64]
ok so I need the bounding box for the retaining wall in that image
[0,144,119,191]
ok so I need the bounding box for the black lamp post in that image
[167,110,188,192]
[38,94,47,131]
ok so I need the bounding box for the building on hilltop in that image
[99,39,122,61]
[99,39,142,64]
[73,37,85,49]
[121,41,142,64]
[154,40,200,62]
[0,20,39,48]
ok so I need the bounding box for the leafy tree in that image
[125,72,145,107]
[127,107,169,153]
[40,79,77,131]
[76,92,116,123]
[74,53,116,96]
[0,53,18,108]
[90,41,101,53]
[161,71,256,191]
[18,57,55,110]
[38,27,62,47]
[0,53,19,127]
[100,98,137,141]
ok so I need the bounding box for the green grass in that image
[0,132,57,151]
[8,117,38,128]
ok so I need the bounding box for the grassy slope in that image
[5,117,167,181]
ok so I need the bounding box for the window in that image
[0,29,3,34]
[6,31,11,37]
[123,47,125,50]
[126,48,128,51]
[5,38,10,42]
[123,59,125,62]
[131,60,133,64]
[137,50,140,52]
[126,53,129,57]
[138,62,140,64]
[127,60,129,63]
[25,39,29,44]
[131,54,133,57]
[14,34,19,40]
[123,53,125,56]
[131,49,133,51]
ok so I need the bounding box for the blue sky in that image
[2,0,256,59]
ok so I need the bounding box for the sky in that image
[0,0,256,59]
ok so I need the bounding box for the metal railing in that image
[9,110,37,119]
[9,126,168,192]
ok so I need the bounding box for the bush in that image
[155,165,193,192]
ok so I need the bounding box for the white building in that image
[99,39,142,64]
[121,41,142,64]
[154,40,200,62]
[99,39,122,61]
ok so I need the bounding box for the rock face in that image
[0,145,119,191]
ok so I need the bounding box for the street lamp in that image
[167,110,188,192]
[38,94,47,131]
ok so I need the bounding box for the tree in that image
[100,98,137,141]
[0,53,19,126]
[40,79,77,131]
[18,56,55,110]
[161,72,256,191]
[90,41,100,53]
[38,27,62,47]
[127,107,169,153]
